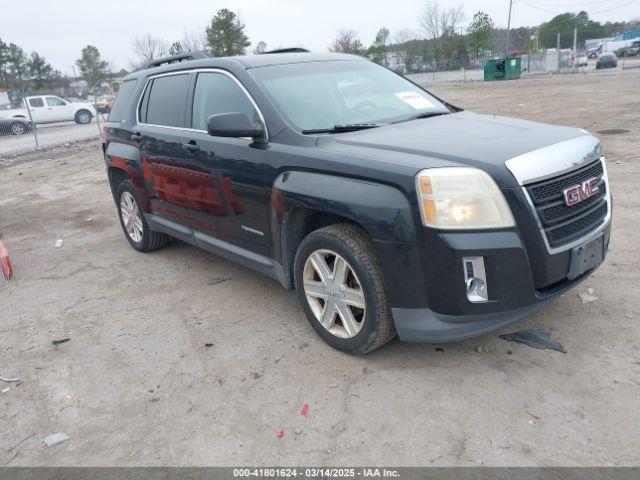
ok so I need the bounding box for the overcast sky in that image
[3,0,638,74]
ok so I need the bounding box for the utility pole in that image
[557,33,561,72]
[573,17,578,72]
[505,0,514,58]
[528,30,532,74]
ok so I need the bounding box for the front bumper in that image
[379,217,610,343]
[392,299,555,343]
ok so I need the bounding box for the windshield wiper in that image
[302,123,382,134]
[393,111,451,124]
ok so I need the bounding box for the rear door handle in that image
[181,141,200,153]
[130,132,142,142]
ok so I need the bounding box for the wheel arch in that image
[106,143,149,210]
[271,170,419,289]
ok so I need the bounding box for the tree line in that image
[327,1,636,73]
[1,2,637,95]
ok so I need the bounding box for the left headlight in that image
[415,167,515,229]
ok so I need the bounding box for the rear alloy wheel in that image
[120,191,144,244]
[294,224,396,354]
[75,110,92,124]
[116,179,168,252]
[10,122,26,135]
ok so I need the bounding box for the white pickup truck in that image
[0,95,96,124]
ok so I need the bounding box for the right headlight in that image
[416,167,515,229]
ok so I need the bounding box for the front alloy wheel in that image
[294,224,396,354]
[303,249,366,339]
[119,191,143,243]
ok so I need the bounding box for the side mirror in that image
[207,112,264,140]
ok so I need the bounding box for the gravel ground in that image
[0,70,639,467]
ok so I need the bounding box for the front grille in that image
[526,159,608,249]
[529,161,603,202]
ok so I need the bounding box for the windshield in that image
[249,60,450,132]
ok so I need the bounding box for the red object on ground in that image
[0,240,13,282]
[301,403,309,417]
[277,430,284,438]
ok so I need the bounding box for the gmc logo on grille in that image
[563,177,600,206]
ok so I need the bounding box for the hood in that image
[316,110,590,187]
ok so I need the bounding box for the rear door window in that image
[28,98,44,108]
[143,74,191,128]
[108,79,137,122]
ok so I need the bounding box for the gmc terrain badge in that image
[563,177,600,206]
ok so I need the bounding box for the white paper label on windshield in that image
[394,91,434,110]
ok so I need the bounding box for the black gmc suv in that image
[103,52,611,354]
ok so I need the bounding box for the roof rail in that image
[143,51,212,70]
[261,48,310,54]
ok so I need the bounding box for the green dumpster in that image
[484,57,521,81]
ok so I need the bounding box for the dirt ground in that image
[1,70,639,467]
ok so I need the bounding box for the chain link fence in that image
[405,50,640,84]
[0,87,108,158]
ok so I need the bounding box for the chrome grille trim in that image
[506,135,603,185]
[520,157,611,255]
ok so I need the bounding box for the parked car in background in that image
[0,117,33,135]
[95,95,116,113]
[619,41,640,57]
[0,95,96,124]
[576,54,588,67]
[596,53,618,70]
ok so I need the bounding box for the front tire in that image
[294,224,396,354]
[116,180,168,252]
[75,109,92,124]
[10,122,27,135]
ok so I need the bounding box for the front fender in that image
[271,171,426,307]
[272,170,417,243]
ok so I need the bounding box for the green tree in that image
[539,11,605,49]
[6,43,28,89]
[26,52,54,90]
[169,41,184,56]
[328,29,365,55]
[253,41,267,54]
[0,38,9,89]
[467,11,494,59]
[76,45,109,90]
[369,27,390,65]
[206,8,251,57]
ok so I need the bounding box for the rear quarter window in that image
[143,74,191,128]
[108,79,138,122]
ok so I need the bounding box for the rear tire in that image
[75,109,92,124]
[116,180,168,252]
[10,122,26,135]
[294,224,396,355]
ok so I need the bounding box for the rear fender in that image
[105,142,150,210]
